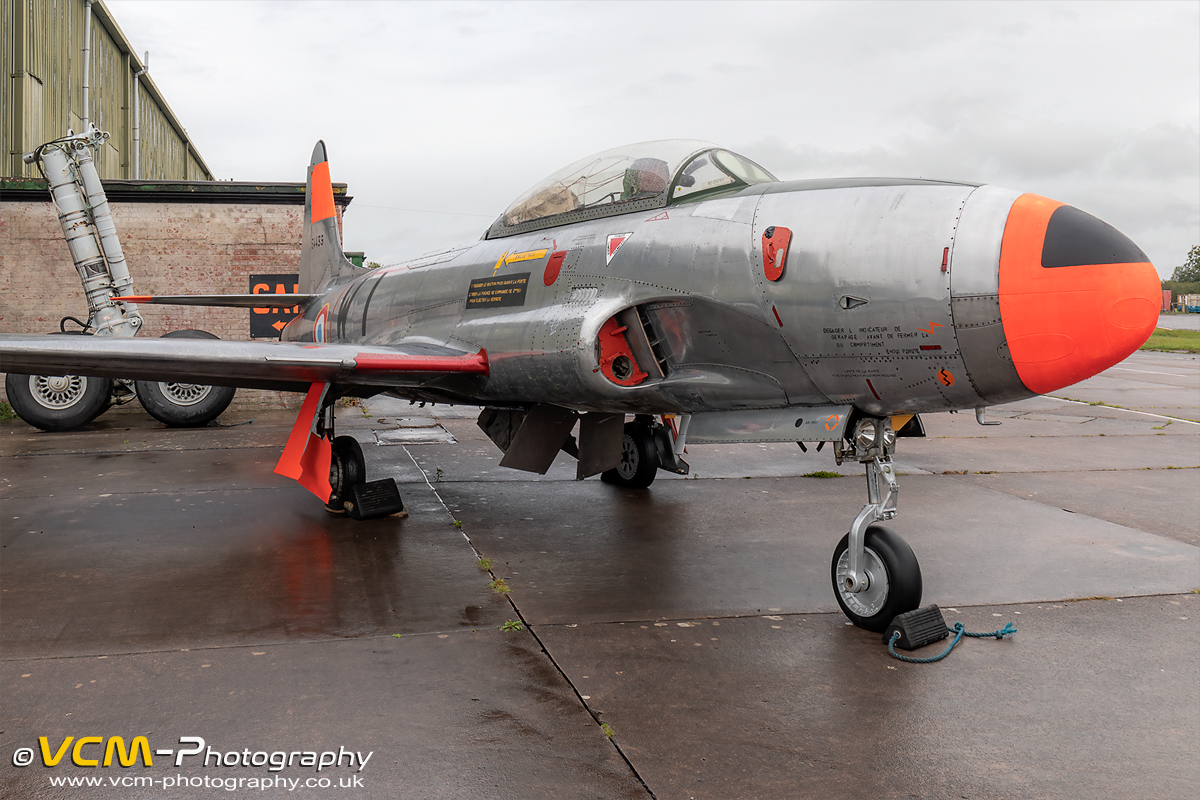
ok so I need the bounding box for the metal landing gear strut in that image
[831,417,922,632]
[319,399,407,521]
[600,414,690,489]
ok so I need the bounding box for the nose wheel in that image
[831,525,922,632]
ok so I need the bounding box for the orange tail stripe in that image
[310,161,336,224]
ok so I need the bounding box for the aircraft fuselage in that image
[284,178,1157,419]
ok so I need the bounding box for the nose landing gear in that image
[832,417,923,631]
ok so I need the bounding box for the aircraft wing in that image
[0,334,488,394]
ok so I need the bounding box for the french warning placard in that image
[249,273,300,338]
[466,273,530,309]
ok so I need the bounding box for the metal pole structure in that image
[36,142,111,323]
[75,129,140,332]
[25,129,142,338]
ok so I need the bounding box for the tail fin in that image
[301,141,363,293]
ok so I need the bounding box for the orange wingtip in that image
[310,161,336,224]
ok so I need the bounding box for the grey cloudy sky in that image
[105,0,1199,277]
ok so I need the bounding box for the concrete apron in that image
[1,351,1197,799]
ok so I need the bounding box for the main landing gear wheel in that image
[135,330,235,426]
[4,372,112,431]
[326,435,366,514]
[601,421,660,488]
[831,525,922,632]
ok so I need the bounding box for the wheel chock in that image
[345,478,407,520]
[884,604,949,650]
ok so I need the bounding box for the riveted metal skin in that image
[948,185,1028,405]
[754,180,971,417]
[1,176,1046,416]
[267,173,1044,421]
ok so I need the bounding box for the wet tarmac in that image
[2,350,1197,799]
[1157,312,1200,331]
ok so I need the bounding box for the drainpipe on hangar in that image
[82,0,95,131]
[133,51,148,178]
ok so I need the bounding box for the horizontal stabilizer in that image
[114,294,320,309]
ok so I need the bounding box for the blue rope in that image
[887,621,1016,664]
[962,621,1017,639]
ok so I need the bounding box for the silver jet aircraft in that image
[0,138,1162,631]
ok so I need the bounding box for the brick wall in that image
[1,193,344,411]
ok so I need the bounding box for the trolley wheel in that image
[134,330,235,426]
[5,372,112,432]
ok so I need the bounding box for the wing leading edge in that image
[0,334,488,394]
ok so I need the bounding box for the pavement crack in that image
[401,444,658,799]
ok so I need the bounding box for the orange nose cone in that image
[998,194,1160,395]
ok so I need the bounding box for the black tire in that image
[5,371,112,432]
[600,421,659,488]
[831,525,922,632]
[326,435,366,513]
[134,330,235,427]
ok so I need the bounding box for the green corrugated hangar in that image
[1,0,353,421]
[3,0,212,180]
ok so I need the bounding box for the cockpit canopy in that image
[486,139,777,239]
